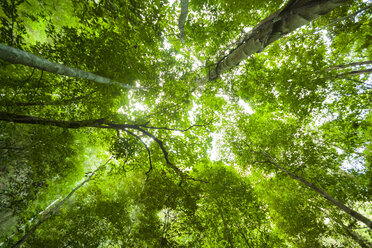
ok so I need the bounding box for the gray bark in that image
[178,0,189,42]
[196,0,348,87]
[0,44,136,90]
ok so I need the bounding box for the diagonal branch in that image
[327,61,372,71]
[338,69,372,77]
[0,112,211,181]
[258,149,372,230]
[0,112,183,175]
[11,157,112,248]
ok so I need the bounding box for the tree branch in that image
[327,61,372,71]
[123,129,153,177]
[338,69,372,76]
[140,124,206,132]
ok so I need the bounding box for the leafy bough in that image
[0,111,207,183]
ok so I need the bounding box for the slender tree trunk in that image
[178,0,189,42]
[11,158,112,248]
[0,44,136,90]
[260,151,372,230]
[216,203,235,248]
[196,0,348,87]
[339,222,372,248]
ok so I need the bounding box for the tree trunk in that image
[0,44,136,90]
[340,222,372,248]
[196,0,348,87]
[11,158,112,248]
[217,205,235,248]
[260,151,372,230]
[178,0,189,42]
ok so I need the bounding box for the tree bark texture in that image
[178,0,189,42]
[0,43,135,89]
[197,0,348,86]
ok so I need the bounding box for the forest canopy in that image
[0,0,371,247]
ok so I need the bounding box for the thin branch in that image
[123,129,153,177]
[339,69,372,76]
[291,4,372,41]
[140,124,206,132]
[327,61,372,70]
[129,125,183,176]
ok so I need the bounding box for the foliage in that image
[0,0,371,247]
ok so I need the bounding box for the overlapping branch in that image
[0,112,206,180]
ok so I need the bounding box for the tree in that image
[0,0,371,247]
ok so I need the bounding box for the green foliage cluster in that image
[0,0,371,247]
